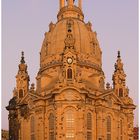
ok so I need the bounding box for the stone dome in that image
[40,1,102,69]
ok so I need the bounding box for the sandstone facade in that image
[6,0,136,140]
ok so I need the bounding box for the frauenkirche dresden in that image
[6,0,136,140]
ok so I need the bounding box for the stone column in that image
[67,0,74,7]
[60,0,65,9]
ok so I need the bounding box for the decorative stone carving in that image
[113,51,126,87]
[106,82,110,90]
[20,104,29,119]
[7,2,136,140]
[64,33,75,48]
[49,22,55,32]
[66,19,74,31]
[86,98,92,105]
[28,100,34,109]
[86,21,92,31]
[30,83,35,93]
[64,19,75,49]
[35,107,44,114]
[122,95,133,105]
[48,97,54,105]
[6,97,19,140]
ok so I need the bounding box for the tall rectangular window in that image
[66,110,75,140]
[67,69,72,79]
[49,113,55,140]
[87,113,92,140]
[107,116,111,140]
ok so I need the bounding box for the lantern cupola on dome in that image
[58,0,84,21]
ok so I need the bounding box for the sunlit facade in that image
[7,0,136,140]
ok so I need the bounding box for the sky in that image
[2,0,138,129]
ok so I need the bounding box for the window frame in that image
[67,68,72,79]
[106,116,111,140]
[65,110,75,140]
[87,112,92,140]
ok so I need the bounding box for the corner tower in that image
[112,51,127,97]
[16,52,30,99]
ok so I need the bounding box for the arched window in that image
[119,88,123,97]
[49,113,55,140]
[19,89,23,98]
[67,69,72,79]
[120,120,123,140]
[66,110,75,140]
[31,116,35,140]
[87,113,92,140]
[107,116,111,140]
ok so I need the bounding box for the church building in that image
[6,0,136,140]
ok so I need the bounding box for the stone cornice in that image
[77,60,102,72]
[39,59,102,73]
[122,104,136,110]
[39,61,63,73]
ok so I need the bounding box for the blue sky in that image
[2,0,138,129]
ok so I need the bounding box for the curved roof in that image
[40,2,102,69]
